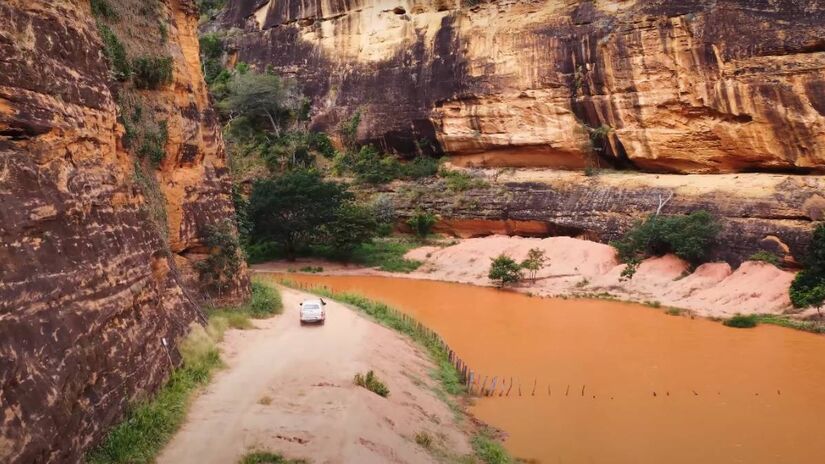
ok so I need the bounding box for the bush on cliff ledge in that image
[612,210,720,279]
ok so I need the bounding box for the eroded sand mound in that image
[406,236,794,318]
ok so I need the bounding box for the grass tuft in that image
[471,431,513,464]
[239,452,307,464]
[354,370,390,397]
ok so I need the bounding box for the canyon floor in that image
[158,287,472,464]
[253,235,799,319]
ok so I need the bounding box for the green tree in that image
[247,170,351,259]
[325,203,379,259]
[520,248,548,281]
[217,71,298,135]
[489,254,523,287]
[612,210,720,279]
[790,223,825,315]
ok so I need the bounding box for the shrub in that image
[612,210,720,279]
[354,370,389,397]
[298,266,323,273]
[440,169,488,192]
[415,431,433,448]
[749,250,781,266]
[489,254,523,287]
[247,280,283,316]
[370,194,396,233]
[195,220,242,297]
[239,452,307,464]
[347,238,422,273]
[91,0,119,20]
[132,56,174,90]
[98,25,130,81]
[790,223,825,311]
[520,248,548,281]
[407,211,437,238]
[338,111,361,151]
[723,314,758,329]
[324,202,379,259]
[471,432,512,464]
[200,33,224,84]
[137,121,168,165]
[403,156,440,179]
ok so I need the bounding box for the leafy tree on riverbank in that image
[489,254,523,287]
[790,223,825,316]
[520,248,548,281]
[247,170,352,260]
[612,210,720,279]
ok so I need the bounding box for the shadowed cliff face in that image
[217,0,825,173]
[0,0,246,462]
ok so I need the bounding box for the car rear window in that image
[303,303,320,310]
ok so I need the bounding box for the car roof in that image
[302,299,323,305]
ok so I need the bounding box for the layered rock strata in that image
[0,0,246,461]
[388,169,825,265]
[216,0,825,173]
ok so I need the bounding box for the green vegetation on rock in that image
[98,24,130,81]
[132,56,174,90]
[749,250,781,266]
[407,211,437,239]
[196,220,244,298]
[612,210,720,279]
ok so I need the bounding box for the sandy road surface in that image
[158,287,470,464]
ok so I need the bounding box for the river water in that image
[266,273,825,463]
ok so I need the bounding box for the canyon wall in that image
[0,0,246,462]
[216,0,825,173]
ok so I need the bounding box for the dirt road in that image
[158,287,470,464]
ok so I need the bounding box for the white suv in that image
[299,298,326,324]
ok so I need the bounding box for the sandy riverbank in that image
[158,287,473,464]
[253,235,797,319]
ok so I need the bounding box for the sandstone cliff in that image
[0,0,246,462]
[387,169,825,265]
[215,0,825,173]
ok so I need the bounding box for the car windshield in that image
[303,304,320,310]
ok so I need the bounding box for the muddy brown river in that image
[266,274,825,463]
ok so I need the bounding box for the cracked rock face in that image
[0,0,247,462]
[217,0,825,173]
